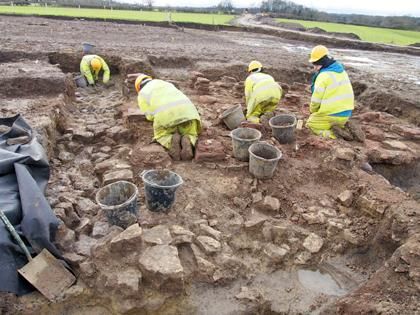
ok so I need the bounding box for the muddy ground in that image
[0,15,419,315]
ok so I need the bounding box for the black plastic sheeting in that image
[0,114,62,296]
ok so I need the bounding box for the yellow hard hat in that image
[90,58,102,71]
[248,60,263,73]
[135,74,152,93]
[309,45,329,63]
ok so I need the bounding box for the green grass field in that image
[0,5,234,25]
[277,18,420,45]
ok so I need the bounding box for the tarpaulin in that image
[0,114,61,295]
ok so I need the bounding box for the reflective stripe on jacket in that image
[138,79,201,130]
[310,63,354,116]
[245,72,282,114]
[80,55,110,85]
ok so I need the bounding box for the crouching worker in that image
[244,60,282,124]
[306,45,354,138]
[134,74,201,161]
[80,54,110,86]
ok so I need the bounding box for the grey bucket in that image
[96,181,139,228]
[141,170,183,212]
[230,127,262,162]
[82,42,95,54]
[75,75,87,88]
[220,105,246,130]
[248,142,282,179]
[269,114,297,144]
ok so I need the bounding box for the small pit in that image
[373,161,420,200]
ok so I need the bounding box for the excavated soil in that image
[0,15,419,315]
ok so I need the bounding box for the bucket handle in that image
[140,170,149,178]
[140,170,184,188]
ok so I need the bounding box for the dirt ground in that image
[0,15,419,315]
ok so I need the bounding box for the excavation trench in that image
[1,50,418,314]
[373,161,420,201]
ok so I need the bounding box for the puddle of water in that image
[341,56,376,63]
[296,46,311,51]
[229,39,265,47]
[283,45,297,52]
[186,263,359,314]
[298,269,348,296]
[346,62,372,68]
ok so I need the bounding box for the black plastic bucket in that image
[95,181,138,228]
[75,75,87,88]
[230,127,262,161]
[141,170,183,212]
[248,141,282,179]
[269,114,297,144]
[82,42,95,54]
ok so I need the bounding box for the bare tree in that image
[218,0,233,11]
[143,0,153,9]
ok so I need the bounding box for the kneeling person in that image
[306,45,354,138]
[135,74,201,161]
[80,55,110,86]
[245,60,282,123]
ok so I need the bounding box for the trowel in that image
[0,210,76,301]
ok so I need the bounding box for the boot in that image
[240,121,264,131]
[331,124,353,141]
[180,135,194,161]
[346,120,366,143]
[260,112,274,126]
[168,133,181,161]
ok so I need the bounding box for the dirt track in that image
[0,15,419,315]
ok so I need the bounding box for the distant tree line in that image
[54,0,153,10]
[4,0,419,31]
[260,0,420,31]
[0,0,242,14]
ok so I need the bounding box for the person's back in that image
[139,79,201,129]
[307,45,354,138]
[310,61,354,116]
[244,61,282,123]
[245,72,280,104]
[134,74,201,160]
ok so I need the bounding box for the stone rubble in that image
[196,235,222,254]
[110,223,143,251]
[143,225,172,245]
[138,245,184,282]
[302,233,324,253]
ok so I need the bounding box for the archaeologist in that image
[133,74,201,161]
[80,55,110,86]
[244,60,282,124]
[306,45,354,138]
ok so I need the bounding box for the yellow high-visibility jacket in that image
[80,55,110,85]
[310,62,354,116]
[245,72,282,114]
[138,79,201,130]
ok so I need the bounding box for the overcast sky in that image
[123,0,420,17]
